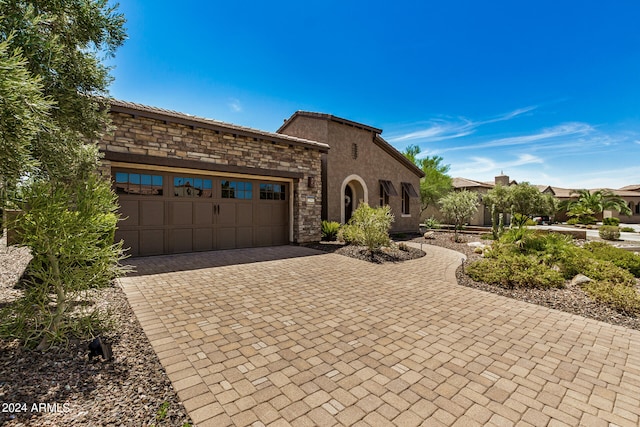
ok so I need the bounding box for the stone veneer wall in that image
[98,111,323,243]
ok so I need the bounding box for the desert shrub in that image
[512,213,536,226]
[566,218,579,225]
[467,254,564,289]
[341,203,394,251]
[603,217,620,226]
[581,281,640,315]
[583,242,640,277]
[581,258,635,286]
[423,217,441,229]
[1,175,124,350]
[321,220,341,241]
[599,225,620,241]
[620,226,635,232]
[398,242,409,252]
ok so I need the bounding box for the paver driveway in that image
[119,244,640,427]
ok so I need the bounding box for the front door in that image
[345,185,353,223]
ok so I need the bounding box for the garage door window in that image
[260,183,286,200]
[221,180,253,199]
[174,177,212,198]
[115,172,163,196]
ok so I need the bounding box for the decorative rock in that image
[571,274,592,286]
[424,231,436,239]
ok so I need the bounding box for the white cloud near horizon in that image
[450,153,544,177]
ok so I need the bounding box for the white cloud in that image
[450,153,544,177]
[387,105,537,144]
[436,122,593,154]
[229,98,242,112]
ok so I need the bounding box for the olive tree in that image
[439,190,478,242]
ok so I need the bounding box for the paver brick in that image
[120,245,640,427]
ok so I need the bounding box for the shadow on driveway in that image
[121,245,325,277]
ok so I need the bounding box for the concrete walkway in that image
[119,244,640,427]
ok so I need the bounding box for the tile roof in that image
[452,177,494,189]
[106,99,330,152]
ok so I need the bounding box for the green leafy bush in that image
[599,225,620,241]
[620,226,635,232]
[341,203,394,251]
[581,281,640,315]
[321,220,340,241]
[423,217,441,229]
[566,218,579,225]
[583,242,640,277]
[603,217,620,226]
[512,213,536,226]
[467,254,564,289]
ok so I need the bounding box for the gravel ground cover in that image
[409,230,640,332]
[0,234,192,426]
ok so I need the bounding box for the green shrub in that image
[467,254,565,289]
[599,225,620,241]
[566,218,579,225]
[321,220,341,241]
[1,174,124,350]
[583,242,640,277]
[512,213,536,226]
[620,226,635,232]
[341,203,394,251]
[581,281,640,315]
[423,217,441,229]
[579,215,598,225]
[603,217,620,226]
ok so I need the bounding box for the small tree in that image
[509,182,548,228]
[341,203,394,251]
[439,190,478,242]
[484,184,510,239]
[403,145,453,215]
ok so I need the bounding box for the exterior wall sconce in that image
[308,176,316,188]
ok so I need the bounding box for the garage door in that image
[113,169,289,256]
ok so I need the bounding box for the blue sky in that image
[107,1,640,189]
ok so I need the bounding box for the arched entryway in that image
[341,175,368,223]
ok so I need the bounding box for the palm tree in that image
[565,189,631,223]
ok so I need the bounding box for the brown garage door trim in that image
[103,151,305,180]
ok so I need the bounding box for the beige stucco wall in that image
[280,116,422,233]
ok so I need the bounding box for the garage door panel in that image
[140,229,164,255]
[272,204,287,226]
[193,228,214,251]
[140,201,164,226]
[237,203,253,226]
[114,170,290,256]
[170,202,193,226]
[218,227,236,250]
[194,203,213,225]
[218,204,236,227]
[272,226,288,245]
[170,228,193,253]
[237,227,253,248]
[119,200,139,226]
[254,226,272,247]
[116,230,139,256]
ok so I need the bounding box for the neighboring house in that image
[441,173,640,226]
[98,100,328,256]
[543,186,640,224]
[431,174,514,226]
[277,112,424,234]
